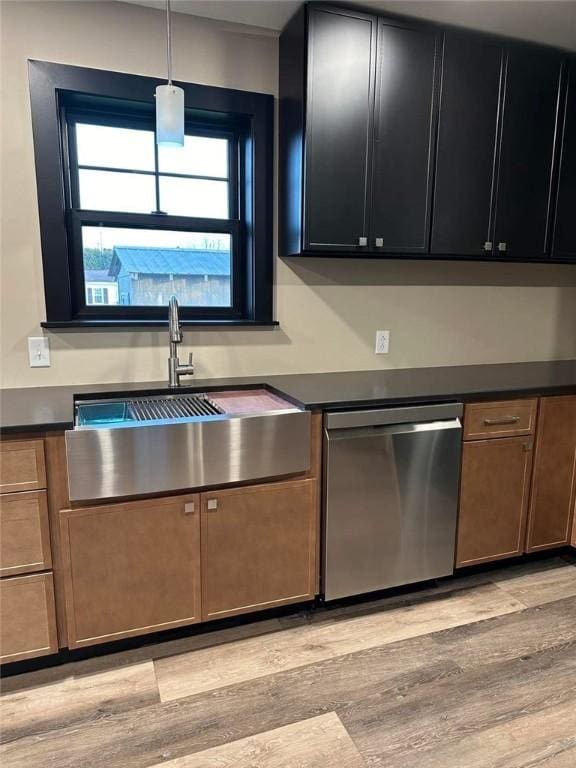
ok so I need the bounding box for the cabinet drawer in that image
[0,491,52,576]
[0,440,46,493]
[0,572,58,663]
[463,400,537,441]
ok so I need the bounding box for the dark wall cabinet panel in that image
[494,47,562,259]
[553,59,576,260]
[304,7,376,251]
[279,4,574,263]
[278,6,306,258]
[431,32,503,256]
[371,22,439,253]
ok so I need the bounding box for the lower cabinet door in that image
[0,572,58,663]
[456,437,533,567]
[60,495,201,648]
[526,396,576,551]
[201,479,318,621]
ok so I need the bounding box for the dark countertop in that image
[1,359,575,434]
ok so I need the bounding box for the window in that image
[69,115,237,313]
[87,287,110,305]
[28,61,274,327]
[74,124,230,219]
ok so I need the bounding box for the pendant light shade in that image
[156,0,184,147]
[156,84,184,147]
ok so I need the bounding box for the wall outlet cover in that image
[375,330,390,354]
[28,336,51,367]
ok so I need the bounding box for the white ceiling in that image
[124,1,576,50]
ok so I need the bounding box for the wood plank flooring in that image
[154,582,525,701]
[147,713,367,768]
[1,555,575,768]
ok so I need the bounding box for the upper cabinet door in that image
[370,21,440,253]
[304,7,376,252]
[431,32,503,256]
[493,45,562,260]
[553,58,576,260]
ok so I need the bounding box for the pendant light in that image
[156,0,184,147]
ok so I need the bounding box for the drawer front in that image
[0,491,52,576]
[0,572,58,663]
[463,399,538,441]
[0,440,46,493]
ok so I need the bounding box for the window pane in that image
[76,123,155,171]
[78,169,156,213]
[82,226,232,307]
[160,177,229,218]
[158,135,228,178]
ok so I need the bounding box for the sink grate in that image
[127,394,223,421]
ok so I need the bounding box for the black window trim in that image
[28,60,275,328]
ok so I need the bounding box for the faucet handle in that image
[188,352,194,366]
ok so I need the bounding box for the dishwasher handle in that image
[327,418,462,442]
[325,402,463,430]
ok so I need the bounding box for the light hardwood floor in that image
[1,555,576,767]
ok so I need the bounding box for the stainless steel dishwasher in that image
[323,403,463,601]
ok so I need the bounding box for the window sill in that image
[41,319,279,330]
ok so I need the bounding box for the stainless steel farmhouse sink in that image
[65,389,310,502]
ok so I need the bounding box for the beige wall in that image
[1,0,575,389]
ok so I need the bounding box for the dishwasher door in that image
[323,404,462,601]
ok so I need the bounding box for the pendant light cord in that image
[165,0,173,85]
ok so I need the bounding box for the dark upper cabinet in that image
[431,32,504,256]
[371,21,440,253]
[280,3,572,264]
[493,45,563,259]
[279,5,439,257]
[432,34,562,260]
[303,6,376,252]
[553,58,576,260]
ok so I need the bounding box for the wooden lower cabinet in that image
[463,399,538,441]
[0,439,46,494]
[0,490,52,576]
[0,572,58,663]
[201,479,318,621]
[59,480,318,647]
[526,396,576,551]
[456,436,534,567]
[59,495,201,648]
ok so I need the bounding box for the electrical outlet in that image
[28,337,50,367]
[375,330,390,354]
